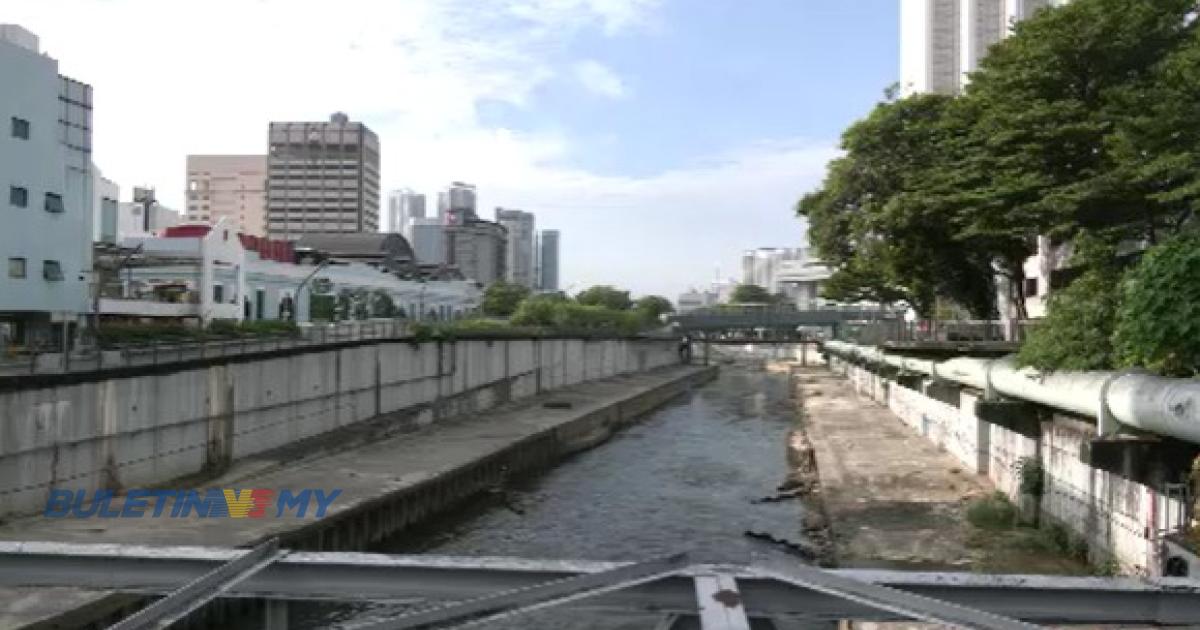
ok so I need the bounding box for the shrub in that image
[1113,232,1200,376]
[966,492,1017,530]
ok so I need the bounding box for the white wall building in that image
[0,25,93,347]
[495,208,535,288]
[901,0,1061,96]
[741,247,806,294]
[388,188,426,237]
[93,167,119,243]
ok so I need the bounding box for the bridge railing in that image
[842,319,1039,345]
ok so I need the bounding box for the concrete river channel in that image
[297,366,809,629]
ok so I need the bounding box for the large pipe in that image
[822,341,1200,445]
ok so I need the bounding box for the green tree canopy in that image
[1113,232,1200,376]
[729,284,774,304]
[482,281,531,317]
[576,285,632,310]
[633,295,674,322]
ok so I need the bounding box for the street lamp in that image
[294,260,341,322]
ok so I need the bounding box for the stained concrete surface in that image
[794,367,989,570]
[0,365,710,629]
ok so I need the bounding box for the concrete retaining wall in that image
[0,338,678,519]
[829,356,1185,576]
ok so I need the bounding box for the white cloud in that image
[4,0,834,299]
[573,60,629,99]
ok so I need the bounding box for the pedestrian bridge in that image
[668,305,901,335]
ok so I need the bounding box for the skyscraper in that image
[186,155,267,235]
[266,112,380,238]
[388,188,426,237]
[901,0,1059,96]
[538,230,560,292]
[495,208,535,288]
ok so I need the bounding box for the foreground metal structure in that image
[2,542,1199,629]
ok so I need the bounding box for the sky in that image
[6,0,898,299]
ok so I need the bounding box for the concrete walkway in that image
[795,367,990,570]
[0,364,712,628]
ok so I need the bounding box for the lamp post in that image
[294,260,339,322]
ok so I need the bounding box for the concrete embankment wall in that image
[830,356,1188,577]
[0,337,679,519]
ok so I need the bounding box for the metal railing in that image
[843,319,1038,345]
[0,319,411,377]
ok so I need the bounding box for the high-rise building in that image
[0,25,93,346]
[538,229,560,292]
[388,188,426,237]
[447,182,476,216]
[495,208,535,288]
[741,247,805,294]
[446,219,506,285]
[186,155,267,235]
[266,112,380,238]
[901,0,1060,96]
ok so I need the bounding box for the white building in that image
[495,208,536,288]
[388,188,426,237]
[741,247,806,294]
[93,167,120,243]
[105,222,480,324]
[900,0,1061,96]
[0,25,93,348]
[676,288,718,313]
[116,199,180,239]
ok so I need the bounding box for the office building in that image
[495,208,536,288]
[266,112,380,238]
[410,218,447,265]
[388,188,426,236]
[440,181,476,223]
[901,0,1060,96]
[0,25,93,347]
[186,155,267,236]
[538,229,560,292]
[741,247,806,294]
[446,219,506,285]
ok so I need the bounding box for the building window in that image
[10,117,29,139]
[213,284,224,303]
[9,186,28,208]
[44,192,64,213]
[1024,277,1039,298]
[8,257,26,278]
[42,260,63,281]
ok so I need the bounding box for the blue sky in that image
[7,0,899,299]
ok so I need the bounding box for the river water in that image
[300,366,808,628]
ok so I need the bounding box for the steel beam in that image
[346,553,691,629]
[693,573,751,630]
[754,556,1039,630]
[2,542,1199,624]
[105,538,285,630]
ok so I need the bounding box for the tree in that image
[634,295,674,323]
[1113,232,1200,376]
[482,281,531,317]
[730,284,773,304]
[576,285,632,311]
[371,290,398,318]
[957,0,1195,304]
[797,94,997,317]
[1016,234,1122,372]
